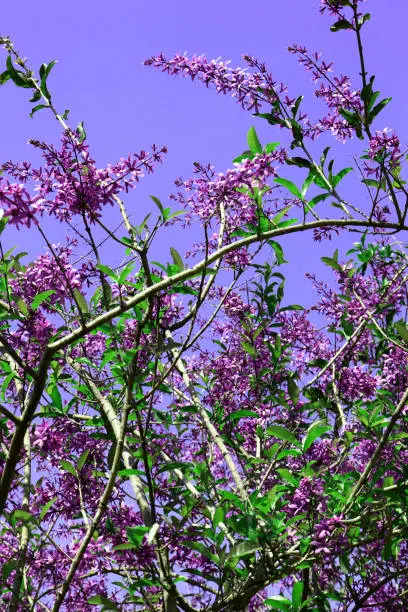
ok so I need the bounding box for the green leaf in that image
[126,525,149,548]
[330,19,353,31]
[0,69,10,85]
[320,147,330,167]
[118,262,135,285]
[313,173,330,189]
[30,103,50,118]
[269,240,285,265]
[171,284,198,296]
[164,208,185,221]
[288,378,299,406]
[286,119,303,146]
[227,540,260,561]
[77,449,90,472]
[321,251,341,272]
[60,460,77,477]
[395,320,408,342]
[359,12,371,26]
[266,425,300,448]
[87,595,118,610]
[277,468,299,486]
[332,167,353,187]
[309,358,328,369]
[13,509,34,522]
[77,121,87,143]
[1,371,16,401]
[73,288,88,314]
[277,218,298,229]
[341,316,354,337]
[241,340,256,357]
[150,194,164,215]
[291,95,304,118]
[265,595,291,610]
[307,193,330,209]
[49,385,63,411]
[224,409,258,422]
[30,290,56,310]
[362,178,386,190]
[6,55,32,88]
[369,97,392,122]
[264,142,280,154]
[247,126,263,154]
[39,60,57,101]
[95,264,118,281]
[303,422,332,452]
[382,537,393,561]
[13,295,29,316]
[338,107,361,127]
[271,205,293,226]
[39,497,57,520]
[212,506,225,528]
[301,173,316,198]
[258,212,274,233]
[255,112,283,126]
[183,540,220,564]
[170,247,184,271]
[117,468,145,478]
[360,75,375,104]
[279,304,304,312]
[233,150,253,164]
[2,559,17,581]
[285,156,311,169]
[275,177,303,200]
[292,581,304,607]
[112,542,136,551]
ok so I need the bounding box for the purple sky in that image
[1,0,407,306]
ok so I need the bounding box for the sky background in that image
[0,0,407,307]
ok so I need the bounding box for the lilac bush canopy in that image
[0,0,408,610]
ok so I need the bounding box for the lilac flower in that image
[278,311,331,371]
[145,52,288,112]
[286,477,327,517]
[9,245,82,307]
[288,45,363,141]
[311,515,345,556]
[364,128,402,178]
[0,178,37,228]
[319,0,347,18]
[223,291,253,319]
[172,153,281,231]
[380,347,408,394]
[313,225,340,241]
[2,132,167,226]
[319,0,367,22]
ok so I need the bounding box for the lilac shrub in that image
[0,1,407,610]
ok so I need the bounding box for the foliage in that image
[0,2,408,610]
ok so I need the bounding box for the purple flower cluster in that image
[172,153,282,230]
[364,128,402,178]
[286,477,327,517]
[145,52,288,112]
[1,131,167,227]
[319,0,367,21]
[338,366,378,401]
[311,515,344,556]
[288,45,363,141]
[10,245,82,307]
[2,4,408,607]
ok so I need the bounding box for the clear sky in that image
[0,0,407,305]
